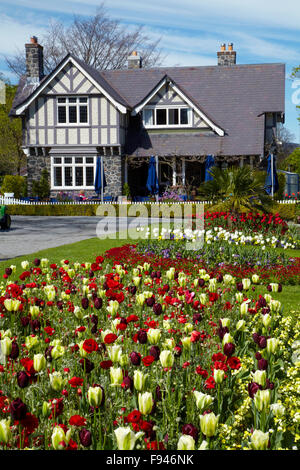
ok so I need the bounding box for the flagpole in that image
[155,155,159,202]
[101,156,104,203]
[271,153,274,198]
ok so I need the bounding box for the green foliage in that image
[32,169,50,199]
[198,165,275,215]
[0,80,24,175]
[122,183,131,198]
[1,174,27,198]
[278,147,300,175]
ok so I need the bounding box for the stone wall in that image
[27,153,50,195]
[27,153,123,198]
[103,154,123,196]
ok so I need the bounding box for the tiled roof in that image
[102,63,285,156]
[10,56,285,156]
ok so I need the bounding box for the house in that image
[10,37,285,198]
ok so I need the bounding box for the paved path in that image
[0,216,159,261]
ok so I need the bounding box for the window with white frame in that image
[143,106,191,128]
[57,97,88,125]
[51,156,96,189]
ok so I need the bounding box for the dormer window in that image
[57,96,88,125]
[143,106,191,128]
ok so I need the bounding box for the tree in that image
[275,124,296,165]
[291,65,300,124]
[278,147,300,175]
[0,76,25,176]
[198,165,274,216]
[5,4,165,77]
[32,169,50,200]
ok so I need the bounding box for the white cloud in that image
[0,14,47,56]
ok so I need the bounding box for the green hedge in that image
[6,203,209,218]
[5,202,297,220]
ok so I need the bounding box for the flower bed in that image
[0,253,299,450]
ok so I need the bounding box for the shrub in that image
[1,175,27,198]
[32,169,50,199]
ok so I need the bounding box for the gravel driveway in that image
[0,216,157,261]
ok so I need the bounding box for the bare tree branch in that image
[5,3,166,78]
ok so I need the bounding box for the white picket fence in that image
[0,195,298,206]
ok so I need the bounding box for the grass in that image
[0,236,131,278]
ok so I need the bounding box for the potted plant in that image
[122,183,131,203]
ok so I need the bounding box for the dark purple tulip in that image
[80,358,94,373]
[258,297,267,308]
[149,345,160,361]
[198,279,205,288]
[153,303,162,315]
[89,270,94,278]
[91,324,97,334]
[33,258,40,266]
[128,285,137,295]
[267,284,272,292]
[236,282,243,291]
[9,341,19,360]
[146,297,155,307]
[217,326,229,340]
[193,313,203,324]
[79,428,92,447]
[20,316,30,328]
[5,268,12,276]
[258,336,267,349]
[174,272,178,280]
[217,274,223,283]
[252,333,260,344]
[248,382,261,399]
[255,352,262,360]
[150,271,157,279]
[257,358,268,370]
[30,319,41,333]
[266,379,274,390]
[261,307,270,315]
[45,345,54,362]
[278,283,282,292]
[90,314,98,325]
[156,385,162,401]
[17,371,29,388]
[182,423,199,441]
[223,342,235,358]
[130,351,141,366]
[137,329,147,344]
[56,301,63,311]
[94,298,102,310]
[121,375,133,391]
[81,298,89,310]
[10,398,27,421]
[156,271,161,278]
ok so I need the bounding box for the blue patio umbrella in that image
[146,156,159,195]
[94,156,106,197]
[264,154,279,196]
[204,154,215,182]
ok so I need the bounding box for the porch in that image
[124,155,256,200]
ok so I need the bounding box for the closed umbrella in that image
[204,155,215,182]
[94,156,106,202]
[146,156,159,196]
[265,154,279,196]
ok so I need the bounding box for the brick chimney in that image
[217,43,236,66]
[25,36,44,84]
[127,51,142,69]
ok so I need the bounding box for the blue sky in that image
[1,0,299,142]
